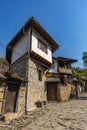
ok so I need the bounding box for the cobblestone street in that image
[0,93,87,130]
[22,94,87,130]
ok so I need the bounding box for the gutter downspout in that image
[23,27,32,112]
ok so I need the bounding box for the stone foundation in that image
[10,55,47,112]
[4,113,20,123]
[3,85,26,122]
[27,58,47,111]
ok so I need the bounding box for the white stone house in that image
[5,17,59,114]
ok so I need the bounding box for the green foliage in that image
[72,67,87,79]
[0,57,9,65]
[72,67,87,87]
[82,52,87,67]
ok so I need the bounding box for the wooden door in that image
[47,83,57,101]
[4,80,20,113]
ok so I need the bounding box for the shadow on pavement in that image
[78,95,87,100]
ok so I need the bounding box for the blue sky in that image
[0,0,87,67]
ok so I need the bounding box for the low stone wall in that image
[58,84,75,101]
[17,86,26,114]
[0,86,5,115]
[3,86,26,123]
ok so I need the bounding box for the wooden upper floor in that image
[58,67,72,74]
[6,17,59,67]
[48,56,77,75]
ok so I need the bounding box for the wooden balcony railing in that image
[58,67,72,74]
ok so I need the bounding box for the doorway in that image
[47,83,57,101]
[4,79,20,113]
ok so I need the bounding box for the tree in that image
[82,52,87,68]
[0,57,9,65]
[72,67,87,78]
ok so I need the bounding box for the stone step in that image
[3,113,19,123]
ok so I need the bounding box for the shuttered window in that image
[38,69,42,81]
[38,39,47,54]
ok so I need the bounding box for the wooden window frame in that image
[51,60,55,69]
[38,69,42,81]
[38,39,48,54]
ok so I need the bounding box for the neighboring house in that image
[58,56,77,84]
[0,73,6,115]
[46,57,60,101]
[46,56,77,101]
[80,76,87,92]
[0,59,8,116]
[4,17,59,115]
[0,58,9,74]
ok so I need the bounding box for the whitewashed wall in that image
[11,31,52,64]
[11,33,30,64]
[48,59,58,73]
[31,32,52,63]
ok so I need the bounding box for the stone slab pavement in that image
[22,94,87,130]
[0,93,87,130]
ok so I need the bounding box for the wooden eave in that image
[46,72,58,77]
[52,57,57,60]
[30,50,51,67]
[6,17,59,64]
[5,72,27,82]
[58,56,77,65]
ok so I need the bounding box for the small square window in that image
[51,61,55,69]
[38,39,47,54]
[38,69,42,81]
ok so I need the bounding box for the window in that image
[38,39,47,54]
[0,81,2,86]
[38,69,42,81]
[51,61,55,69]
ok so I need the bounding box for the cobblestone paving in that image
[22,94,87,130]
[0,93,87,130]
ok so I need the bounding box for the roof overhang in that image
[6,17,59,64]
[46,77,60,82]
[58,56,77,65]
[5,72,27,82]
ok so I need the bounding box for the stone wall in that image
[0,61,9,74]
[10,54,28,115]
[3,85,26,123]
[17,86,26,114]
[0,84,5,115]
[10,54,47,112]
[58,84,75,101]
[10,54,27,115]
[27,58,47,111]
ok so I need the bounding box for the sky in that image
[0,0,87,67]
